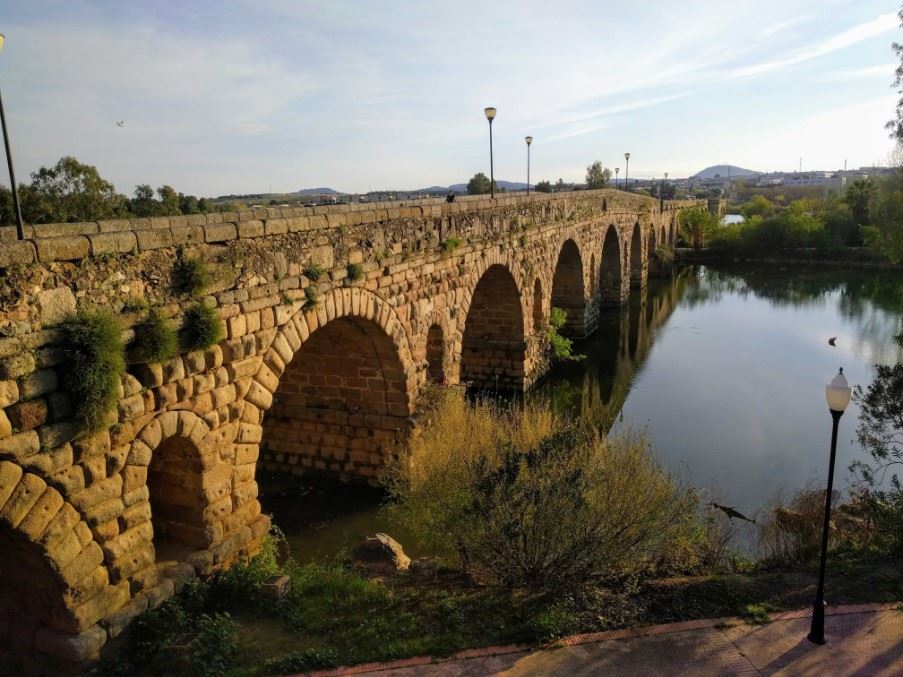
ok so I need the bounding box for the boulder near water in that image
[351,533,411,574]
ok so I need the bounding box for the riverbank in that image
[89,547,902,675]
[674,246,897,268]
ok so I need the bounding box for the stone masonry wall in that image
[0,189,698,673]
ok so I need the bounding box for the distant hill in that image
[421,180,529,193]
[295,187,339,195]
[693,165,758,179]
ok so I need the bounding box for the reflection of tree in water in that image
[537,270,690,430]
[684,265,903,365]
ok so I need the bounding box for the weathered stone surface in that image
[36,288,77,326]
[99,594,148,639]
[351,533,411,575]
[7,398,49,431]
[34,625,107,663]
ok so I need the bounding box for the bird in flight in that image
[828,337,837,347]
[709,501,756,524]
[116,121,125,127]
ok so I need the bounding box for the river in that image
[259,265,903,561]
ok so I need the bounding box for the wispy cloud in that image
[822,63,897,82]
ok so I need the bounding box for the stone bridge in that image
[0,188,695,672]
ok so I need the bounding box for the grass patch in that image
[58,309,125,432]
[130,309,178,363]
[346,263,364,283]
[180,302,224,351]
[303,263,325,281]
[172,256,212,297]
[441,236,462,253]
[303,286,319,309]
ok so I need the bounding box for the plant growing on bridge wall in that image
[547,307,583,362]
[303,263,325,281]
[441,236,462,253]
[59,309,126,432]
[172,255,213,297]
[180,302,224,351]
[130,309,178,364]
[346,263,364,284]
[303,285,319,309]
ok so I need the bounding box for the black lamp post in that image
[0,34,24,240]
[484,107,497,199]
[624,152,631,192]
[615,167,620,190]
[525,136,533,195]
[807,367,852,645]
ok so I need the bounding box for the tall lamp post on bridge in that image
[615,167,620,190]
[624,152,631,191]
[660,171,668,213]
[807,367,852,645]
[525,135,533,195]
[0,34,25,241]
[484,107,497,200]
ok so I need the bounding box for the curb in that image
[304,601,902,676]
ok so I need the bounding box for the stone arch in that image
[532,278,543,331]
[460,263,527,392]
[426,323,445,383]
[649,225,658,260]
[551,238,586,337]
[600,225,625,307]
[589,254,596,295]
[629,222,645,289]
[128,411,226,565]
[0,461,115,637]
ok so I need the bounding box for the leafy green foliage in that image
[58,310,125,431]
[346,263,364,283]
[303,263,325,281]
[131,309,178,363]
[679,207,719,250]
[546,307,582,362]
[535,180,552,193]
[303,285,319,309]
[585,161,611,189]
[863,170,903,262]
[180,303,224,351]
[172,257,212,297]
[441,236,462,253]
[266,648,339,673]
[467,172,495,195]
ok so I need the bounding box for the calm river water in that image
[259,265,903,561]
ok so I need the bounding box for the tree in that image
[844,178,873,227]
[741,194,776,219]
[863,171,903,262]
[130,184,158,217]
[179,193,200,214]
[156,185,181,216]
[554,178,567,192]
[535,180,552,193]
[585,161,611,189]
[467,172,493,195]
[888,7,903,141]
[680,207,718,250]
[21,156,127,223]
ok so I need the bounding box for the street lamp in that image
[484,107,497,199]
[624,152,631,192]
[525,136,533,195]
[807,367,852,645]
[615,167,620,190]
[0,34,24,240]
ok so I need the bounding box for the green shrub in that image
[180,302,224,351]
[655,244,674,265]
[385,391,695,588]
[59,310,125,431]
[441,236,462,253]
[303,285,319,309]
[172,256,212,297]
[131,309,178,363]
[347,262,364,283]
[546,307,582,362]
[266,648,339,674]
[185,613,239,677]
[303,263,325,281]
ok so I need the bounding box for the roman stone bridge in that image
[0,188,697,672]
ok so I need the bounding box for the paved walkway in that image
[310,603,903,676]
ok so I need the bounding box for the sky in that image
[0,0,900,196]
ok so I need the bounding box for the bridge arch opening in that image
[532,278,543,331]
[461,264,526,392]
[590,254,596,295]
[629,222,644,289]
[426,323,445,383]
[263,315,412,481]
[551,239,586,336]
[147,435,211,561]
[600,226,624,307]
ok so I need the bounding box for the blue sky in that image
[0,1,900,195]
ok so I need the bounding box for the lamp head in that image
[484,107,497,122]
[615,167,619,173]
[825,367,852,413]
[525,135,533,145]
[625,152,630,161]
[0,33,5,54]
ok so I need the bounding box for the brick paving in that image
[309,603,903,676]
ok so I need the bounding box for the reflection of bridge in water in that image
[539,268,691,430]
